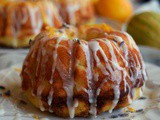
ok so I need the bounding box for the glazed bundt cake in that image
[0,0,95,48]
[21,24,147,118]
[0,0,62,48]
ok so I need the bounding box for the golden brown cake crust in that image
[21,24,147,118]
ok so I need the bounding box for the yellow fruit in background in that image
[95,0,133,22]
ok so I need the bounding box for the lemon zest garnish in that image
[80,23,113,32]
[33,114,39,120]
[127,107,136,113]
[14,67,22,73]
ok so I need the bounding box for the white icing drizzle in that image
[39,1,62,27]
[47,34,69,113]
[27,5,42,35]
[88,41,108,117]
[20,7,28,24]
[48,87,54,113]
[127,95,133,104]
[73,99,79,108]
[37,85,45,111]
[139,87,143,97]
[35,36,46,77]
[111,39,128,92]
[49,35,67,84]
[67,1,80,25]
[40,41,48,78]
[50,38,76,118]
[131,88,136,99]
[89,41,110,76]
[11,9,19,47]
[48,87,54,106]
[81,42,92,90]
[62,40,75,118]
[109,85,120,113]
[81,42,96,116]
[35,38,48,112]
[43,2,54,26]
[112,36,129,64]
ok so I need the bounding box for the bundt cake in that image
[21,24,147,118]
[0,0,63,48]
[0,0,95,48]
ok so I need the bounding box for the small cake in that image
[21,24,147,118]
[0,0,95,48]
[0,0,63,48]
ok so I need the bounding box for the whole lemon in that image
[95,0,133,22]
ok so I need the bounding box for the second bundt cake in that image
[0,0,62,48]
[0,0,95,48]
[21,24,147,118]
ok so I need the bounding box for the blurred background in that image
[0,0,160,70]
